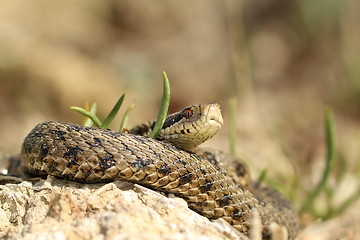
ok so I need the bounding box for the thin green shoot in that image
[101,94,125,129]
[327,188,360,219]
[256,169,267,184]
[229,97,237,157]
[149,71,171,138]
[84,103,97,127]
[300,108,336,213]
[119,103,135,131]
[70,106,102,127]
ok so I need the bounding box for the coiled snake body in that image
[21,104,299,239]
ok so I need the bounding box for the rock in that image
[0,176,243,240]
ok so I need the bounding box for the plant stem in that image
[149,71,171,138]
[70,106,102,127]
[229,97,237,157]
[300,108,336,213]
[101,94,125,129]
[119,103,135,131]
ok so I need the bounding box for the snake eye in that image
[183,108,194,118]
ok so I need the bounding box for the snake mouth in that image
[209,116,221,123]
[209,117,222,127]
[206,104,224,127]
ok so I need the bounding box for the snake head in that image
[158,103,223,151]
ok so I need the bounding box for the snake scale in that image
[20,104,299,239]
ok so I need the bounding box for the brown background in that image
[0,0,359,235]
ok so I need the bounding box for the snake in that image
[20,103,299,239]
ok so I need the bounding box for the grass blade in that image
[257,169,268,184]
[328,188,360,218]
[149,71,171,138]
[84,103,97,127]
[119,103,135,131]
[101,94,125,129]
[70,106,102,127]
[300,108,336,213]
[229,97,237,157]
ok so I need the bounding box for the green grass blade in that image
[229,97,237,157]
[101,94,125,129]
[84,103,97,127]
[70,106,102,127]
[327,188,360,219]
[149,71,171,138]
[119,103,135,131]
[300,108,336,213]
[257,169,268,184]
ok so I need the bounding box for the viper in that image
[20,103,299,239]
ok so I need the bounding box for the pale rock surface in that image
[0,176,244,240]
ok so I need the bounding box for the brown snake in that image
[20,104,299,239]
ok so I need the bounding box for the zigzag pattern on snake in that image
[20,104,299,239]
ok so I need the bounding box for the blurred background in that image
[0,0,359,236]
